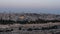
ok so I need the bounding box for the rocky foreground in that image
[0,23,60,34]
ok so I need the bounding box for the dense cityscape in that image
[0,13,60,34]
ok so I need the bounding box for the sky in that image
[0,0,60,14]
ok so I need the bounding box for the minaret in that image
[8,8,11,21]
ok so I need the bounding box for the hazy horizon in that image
[0,0,60,14]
